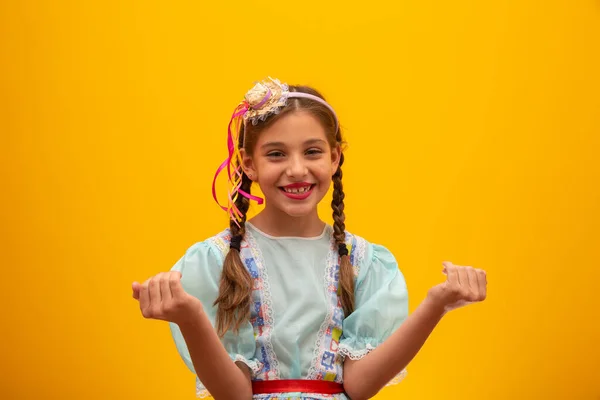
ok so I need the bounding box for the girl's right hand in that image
[132,271,203,326]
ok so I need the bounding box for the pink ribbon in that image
[212,102,264,227]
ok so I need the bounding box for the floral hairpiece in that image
[211,77,339,226]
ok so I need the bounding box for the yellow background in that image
[1,1,599,399]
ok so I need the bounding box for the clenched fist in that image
[132,271,203,326]
[427,261,487,313]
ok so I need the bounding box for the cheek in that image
[314,172,333,187]
[317,161,336,178]
[255,165,278,185]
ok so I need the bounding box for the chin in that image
[278,204,317,218]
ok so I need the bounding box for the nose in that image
[286,154,308,178]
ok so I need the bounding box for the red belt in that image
[252,379,345,395]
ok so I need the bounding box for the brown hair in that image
[213,85,355,337]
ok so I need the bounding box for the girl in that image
[132,77,487,400]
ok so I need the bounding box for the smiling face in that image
[242,110,340,218]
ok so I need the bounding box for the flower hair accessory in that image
[211,77,339,226]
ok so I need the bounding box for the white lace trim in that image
[195,376,210,398]
[233,354,264,375]
[338,343,407,386]
[245,79,290,126]
[245,229,281,380]
[352,234,366,277]
[386,369,408,386]
[196,231,269,398]
[195,355,264,398]
[307,231,340,380]
[338,342,376,360]
[208,233,228,259]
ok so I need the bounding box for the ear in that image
[240,148,257,181]
[331,144,341,172]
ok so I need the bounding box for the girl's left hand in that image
[426,261,487,313]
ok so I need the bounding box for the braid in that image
[332,152,355,317]
[214,170,253,337]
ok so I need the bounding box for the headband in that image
[211,77,339,226]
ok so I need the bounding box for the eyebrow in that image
[261,139,327,149]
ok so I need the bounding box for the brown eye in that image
[306,148,323,156]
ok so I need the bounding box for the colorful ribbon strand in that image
[212,101,264,227]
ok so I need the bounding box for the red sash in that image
[252,379,345,395]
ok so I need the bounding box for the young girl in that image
[132,77,487,400]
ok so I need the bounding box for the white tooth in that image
[285,186,311,194]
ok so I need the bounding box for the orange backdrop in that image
[1,1,599,399]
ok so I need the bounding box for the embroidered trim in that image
[207,232,229,260]
[195,354,263,398]
[307,230,368,383]
[196,228,389,398]
[307,230,342,381]
[233,354,264,375]
[245,229,281,380]
[338,342,407,387]
[350,234,366,278]
[198,231,268,398]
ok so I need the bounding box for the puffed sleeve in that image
[167,240,262,398]
[339,243,409,385]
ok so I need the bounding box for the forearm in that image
[343,296,445,400]
[178,313,252,400]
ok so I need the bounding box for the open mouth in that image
[279,184,316,199]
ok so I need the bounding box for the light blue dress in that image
[169,222,409,399]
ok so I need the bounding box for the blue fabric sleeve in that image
[339,243,409,384]
[167,241,261,397]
